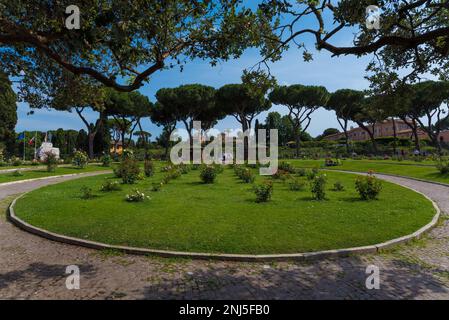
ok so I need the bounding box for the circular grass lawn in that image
[13,167,436,255]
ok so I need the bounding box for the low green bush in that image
[44,152,58,172]
[178,163,190,174]
[272,169,290,180]
[288,178,306,191]
[436,161,449,174]
[80,186,95,200]
[125,189,150,202]
[253,181,273,203]
[310,174,327,201]
[101,154,112,167]
[355,173,382,200]
[11,157,22,166]
[152,182,164,192]
[279,161,295,173]
[144,160,155,177]
[307,168,320,181]
[100,180,121,192]
[72,151,88,169]
[12,170,23,177]
[115,157,141,184]
[200,165,217,184]
[333,181,345,192]
[240,168,255,183]
[296,168,307,177]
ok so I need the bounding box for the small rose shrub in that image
[144,159,155,177]
[11,157,22,166]
[279,161,295,173]
[72,151,89,169]
[125,189,150,202]
[101,154,112,167]
[355,173,382,200]
[100,180,121,192]
[333,181,345,192]
[288,178,306,191]
[178,163,190,174]
[44,152,58,172]
[240,168,255,183]
[296,168,307,177]
[12,170,23,177]
[436,161,449,174]
[310,174,327,201]
[80,186,95,200]
[200,165,217,184]
[115,157,141,184]
[152,182,164,192]
[306,168,320,181]
[253,181,273,203]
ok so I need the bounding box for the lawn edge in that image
[0,170,111,187]
[7,173,441,262]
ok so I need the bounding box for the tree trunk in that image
[359,122,378,153]
[295,125,301,158]
[242,120,249,162]
[137,120,149,160]
[392,118,398,155]
[337,118,350,154]
[88,132,96,159]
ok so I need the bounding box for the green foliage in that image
[355,174,383,200]
[144,159,155,177]
[72,151,88,169]
[200,165,217,184]
[152,182,164,192]
[11,170,23,177]
[333,181,345,192]
[310,174,327,201]
[80,186,95,200]
[253,181,274,203]
[101,154,112,167]
[0,73,17,153]
[125,189,150,203]
[100,180,121,192]
[325,158,342,167]
[436,161,449,174]
[278,161,295,173]
[115,157,141,184]
[234,166,255,183]
[296,168,307,177]
[11,157,22,166]
[44,152,58,172]
[178,163,190,174]
[306,168,319,180]
[287,178,306,191]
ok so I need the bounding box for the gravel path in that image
[1,172,449,300]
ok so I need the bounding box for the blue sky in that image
[15,3,374,139]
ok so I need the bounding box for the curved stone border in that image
[7,173,441,262]
[0,170,111,187]
[328,168,449,188]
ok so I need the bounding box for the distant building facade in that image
[324,119,431,142]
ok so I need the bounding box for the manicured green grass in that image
[287,159,449,184]
[0,164,38,171]
[0,165,111,184]
[14,165,435,254]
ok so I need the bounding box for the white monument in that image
[36,142,60,161]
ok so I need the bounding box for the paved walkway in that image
[1,173,449,299]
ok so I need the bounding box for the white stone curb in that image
[0,171,111,187]
[7,172,442,262]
